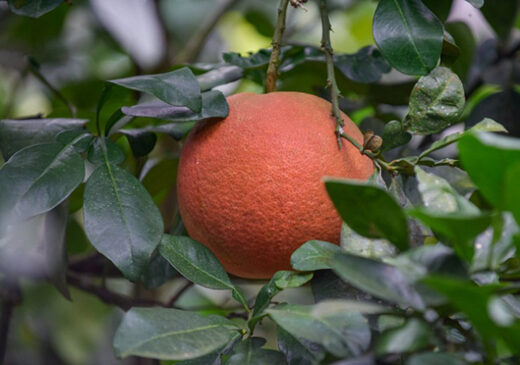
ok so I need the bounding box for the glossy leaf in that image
[290,240,341,271]
[223,49,271,69]
[382,120,412,151]
[0,141,84,228]
[159,235,248,310]
[267,302,371,358]
[330,252,425,310]
[8,0,63,17]
[0,118,87,160]
[373,0,443,75]
[325,178,409,250]
[376,319,433,355]
[110,67,202,112]
[422,0,453,22]
[121,90,228,122]
[113,307,239,360]
[465,0,484,8]
[405,67,465,134]
[458,132,520,223]
[341,223,396,259]
[122,122,195,142]
[334,46,391,83]
[83,163,163,281]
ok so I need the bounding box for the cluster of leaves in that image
[2,0,520,364]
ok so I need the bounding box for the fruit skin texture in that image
[177,92,374,279]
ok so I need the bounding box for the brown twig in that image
[66,274,168,311]
[266,0,290,92]
[319,0,344,148]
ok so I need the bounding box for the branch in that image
[266,0,290,92]
[175,0,239,64]
[319,0,343,148]
[67,274,168,311]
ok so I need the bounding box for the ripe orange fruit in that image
[177,92,374,279]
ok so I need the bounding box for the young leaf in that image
[334,46,391,83]
[404,67,465,134]
[83,163,163,282]
[0,141,84,227]
[110,67,202,112]
[330,252,426,310]
[325,178,409,251]
[375,318,434,355]
[113,307,240,360]
[159,235,248,310]
[290,240,342,271]
[267,302,371,358]
[0,118,87,160]
[373,0,443,75]
[8,0,63,17]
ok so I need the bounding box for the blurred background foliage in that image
[0,0,519,364]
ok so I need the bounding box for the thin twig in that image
[66,274,168,311]
[266,0,290,92]
[175,0,239,64]
[319,0,343,148]
[167,280,193,307]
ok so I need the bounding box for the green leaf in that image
[125,132,157,158]
[267,302,371,358]
[0,118,87,160]
[381,120,412,151]
[334,46,391,83]
[290,240,341,271]
[223,49,271,69]
[251,271,313,322]
[141,253,178,289]
[422,0,453,22]
[373,0,443,75]
[83,163,163,281]
[277,327,325,365]
[408,209,493,261]
[227,337,286,365]
[8,0,63,17]
[465,0,484,8]
[121,90,228,122]
[418,118,506,158]
[159,235,248,310]
[481,0,518,40]
[122,122,195,142]
[404,67,465,134]
[341,223,396,259]
[375,318,433,355]
[0,141,84,228]
[330,252,425,310]
[325,178,409,250]
[87,137,126,165]
[445,22,476,83]
[459,133,520,224]
[140,157,178,205]
[110,67,202,112]
[407,352,466,365]
[113,307,239,360]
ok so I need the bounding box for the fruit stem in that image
[266,0,290,93]
[319,0,344,149]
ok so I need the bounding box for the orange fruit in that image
[177,92,374,279]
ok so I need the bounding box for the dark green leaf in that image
[227,337,286,365]
[458,132,520,223]
[407,352,466,365]
[375,319,433,355]
[465,0,484,8]
[381,120,412,151]
[87,137,126,165]
[110,67,202,112]
[445,22,476,82]
[123,122,195,142]
[267,302,371,358]
[325,178,409,250]
[125,132,157,158]
[159,235,248,310]
[290,240,341,271]
[113,307,239,360]
[83,163,163,281]
[330,252,425,310]
[8,0,63,17]
[141,157,178,205]
[121,90,228,122]
[141,253,178,289]
[55,130,93,153]
[373,0,443,75]
[404,67,465,134]
[196,66,243,91]
[223,49,271,69]
[334,46,391,83]
[0,141,84,227]
[277,327,325,365]
[481,0,518,40]
[0,118,87,160]
[422,0,453,22]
